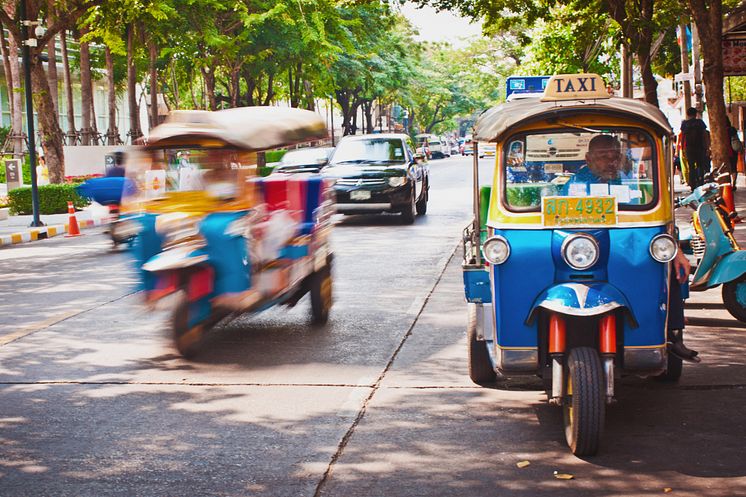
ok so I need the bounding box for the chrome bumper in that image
[336,203,393,212]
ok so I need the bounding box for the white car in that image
[479,142,497,158]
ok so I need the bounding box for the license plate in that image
[542,196,617,227]
[350,190,371,200]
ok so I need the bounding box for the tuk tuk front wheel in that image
[563,347,605,456]
[467,303,496,385]
[171,292,203,359]
[656,351,683,382]
[722,276,746,322]
[310,265,333,325]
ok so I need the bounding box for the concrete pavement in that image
[0,202,110,247]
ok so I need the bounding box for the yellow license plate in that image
[542,196,617,227]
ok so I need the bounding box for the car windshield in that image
[331,138,407,164]
[503,129,657,211]
[281,148,329,165]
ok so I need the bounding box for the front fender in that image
[142,245,208,272]
[525,282,638,328]
[701,250,746,288]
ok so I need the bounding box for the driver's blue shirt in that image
[561,165,641,204]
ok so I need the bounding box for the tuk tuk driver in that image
[563,134,700,362]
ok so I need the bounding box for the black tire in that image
[563,347,605,456]
[722,275,746,322]
[171,292,202,358]
[400,187,416,224]
[310,264,333,325]
[467,303,496,384]
[656,350,683,382]
[416,181,428,216]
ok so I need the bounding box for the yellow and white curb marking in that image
[0,217,105,247]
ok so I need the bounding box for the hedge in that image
[7,183,90,215]
[265,149,286,163]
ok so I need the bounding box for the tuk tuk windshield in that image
[125,147,255,202]
[503,129,657,211]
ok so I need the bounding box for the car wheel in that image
[416,180,428,216]
[310,263,333,325]
[401,187,416,224]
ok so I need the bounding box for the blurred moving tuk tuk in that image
[463,74,679,455]
[121,106,334,357]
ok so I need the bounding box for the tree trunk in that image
[31,61,64,183]
[105,45,118,144]
[4,18,23,157]
[362,100,373,134]
[90,76,99,144]
[170,60,180,109]
[78,33,92,145]
[46,34,59,114]
[126,24,141,142]
[60,30,76,143]
[688,0,728,169]
[202,67,216,111]
[263,72,275,106]
[149,38,158,127]
[229,64,239,108]
[0,27,12,119]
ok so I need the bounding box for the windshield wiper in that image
[332,159,368,164]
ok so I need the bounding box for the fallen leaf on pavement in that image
[553,471,574,480]
[516,461,530,468]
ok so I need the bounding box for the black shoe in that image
[668,340,701,363]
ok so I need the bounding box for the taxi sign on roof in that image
[541,73,609,102]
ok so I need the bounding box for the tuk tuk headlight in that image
[388,176,407,187]
[482,236,510,265]
[562,234,599,270]
[650,234,678,263]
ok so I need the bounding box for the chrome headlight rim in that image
[388,175,408,187]
[649,233,678,263]
[482,235,510,265]
[561,233,600,270]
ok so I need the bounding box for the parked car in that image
[478,142,497,158]
[322,133,429,224]
[275,146,334,173]
[449,141,460,156]
[416,133,448,159]
[461,139,474,156]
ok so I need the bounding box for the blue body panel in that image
[707,251,746,286]
[490,226,668,349]
[464,268,492,303]
[199,211,251,294]
[132,214,163,292]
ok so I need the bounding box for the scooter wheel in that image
[563,347,605,456]
[722,276,746,322]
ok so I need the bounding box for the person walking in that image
[679,107,710,189]
[727,118,742,189]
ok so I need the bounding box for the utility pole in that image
[20,0,43,227]
[679,23,693,113]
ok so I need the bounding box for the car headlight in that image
[562,234,599,270]
[482,236,510,265]
[650,234,677,262]
[388,176,408,187]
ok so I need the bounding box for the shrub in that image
[7,183,90,215]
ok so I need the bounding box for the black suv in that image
[321,133,429,224]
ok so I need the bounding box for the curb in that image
[0,217,107,247]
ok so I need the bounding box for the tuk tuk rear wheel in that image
[656,351,682,382]
[563,347,605,456]
[467,303,496,385]
[722,276,746,322]
[310,265,333,325]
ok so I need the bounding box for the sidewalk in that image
[0,203,110,247]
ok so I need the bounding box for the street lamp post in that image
[19,0,43,227]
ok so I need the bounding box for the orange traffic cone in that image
[65,201,82,237]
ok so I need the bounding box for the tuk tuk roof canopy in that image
[147,106,328,150]
[473,97,673,143]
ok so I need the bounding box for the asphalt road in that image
[0,155,745,496]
